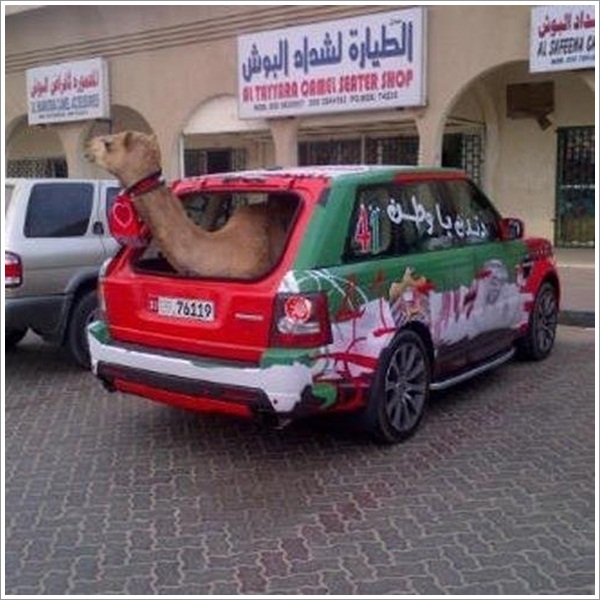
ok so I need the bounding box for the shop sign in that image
[237,7,426,119]
[26,58,110,125]
[530,5,595,72]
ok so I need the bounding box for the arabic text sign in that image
[530,5,595,72]
[27,58,110,125]
[237,7,425,119]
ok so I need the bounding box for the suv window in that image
[24,183,94,238]
[106,186,122,219]
[346,181,455,260]
[440,179,500,244]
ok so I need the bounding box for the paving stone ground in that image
[4,326,596,595]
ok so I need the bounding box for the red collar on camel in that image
[109,171,165,247]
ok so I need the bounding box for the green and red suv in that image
[88,166,560,443]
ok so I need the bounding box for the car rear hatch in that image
[101,174,327,363]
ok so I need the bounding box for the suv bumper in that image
[5,295,67,340]
[88,321,318,416]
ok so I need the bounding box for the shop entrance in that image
[442,132,485,186]
[298,135,419,166]
[555,126,595,248]
[184,148,246,176]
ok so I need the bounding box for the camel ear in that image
[122,131,133,149]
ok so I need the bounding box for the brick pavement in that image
[3,326,596,595]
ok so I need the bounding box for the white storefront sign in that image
[530,5,595,72]
[237,7,426,119]
[26,58,110,125]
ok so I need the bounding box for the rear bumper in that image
[88,320,318,416]
[5,294,68,341]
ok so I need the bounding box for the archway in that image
[441,60,595,243]
[6,115,67,177]
[182,94,270,175]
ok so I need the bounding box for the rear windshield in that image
[134,191,300,279]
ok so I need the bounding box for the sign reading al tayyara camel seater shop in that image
[26,58,110,125]
[237,7,426,119]
[530,5,595,73]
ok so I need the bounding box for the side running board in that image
[430,348,515,391]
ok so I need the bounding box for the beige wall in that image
[5,5,595,241]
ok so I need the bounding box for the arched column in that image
[474,80,501,196]
[415,112,445,167]
[269,117,299,167]
[55,122,95,178]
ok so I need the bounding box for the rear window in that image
[344,178,502,262]
[134,190,300,278]
[24,183,94,238]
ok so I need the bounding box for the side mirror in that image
[500,217,524,241]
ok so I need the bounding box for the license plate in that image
[156,296,215,322]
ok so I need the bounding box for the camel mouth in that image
[83,145,97,163]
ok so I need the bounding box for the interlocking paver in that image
[4,326,596,595]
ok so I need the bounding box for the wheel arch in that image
[397,320,435,369]
[61,275,99,344]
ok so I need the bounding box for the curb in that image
[558,310,595,328]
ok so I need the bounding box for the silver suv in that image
[5,178,120,367]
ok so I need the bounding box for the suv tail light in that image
[5,252,22,288]
[97,256,118,321]
[270,292,332,348]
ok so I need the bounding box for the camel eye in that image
[103,139,113,151]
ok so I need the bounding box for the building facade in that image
[5,4,596,247]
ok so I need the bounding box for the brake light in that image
[5,252,22,288]
[270,292,332,348]
[97,256,117,321]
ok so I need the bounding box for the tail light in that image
[5,252,22,288]
[97,256,117,321]
[270,292,332,348]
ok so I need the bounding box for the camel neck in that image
[125,170,165,197]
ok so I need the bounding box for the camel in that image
[85,130,286,279]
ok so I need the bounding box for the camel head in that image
[85,131,162,187]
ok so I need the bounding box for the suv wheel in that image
[362,329,431,444]
[516,281,558,361]
[67,290,98,369]
[6,328,28,349]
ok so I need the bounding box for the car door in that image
[16,180,106,297]
[440,179,525,363]
[328,177,477,382]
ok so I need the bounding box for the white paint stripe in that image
[558,264,596,269]
[88,330,312,413]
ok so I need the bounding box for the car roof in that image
[174,165,468,190]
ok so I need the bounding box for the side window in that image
[385,181,453,253]
[105,186,121,219]
[345,182,452,260]
[347,186,395,258]
[24,183,94,238]
[440,180,500,244]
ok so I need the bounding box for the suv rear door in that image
[439,179,527,362]
[324,175,477,379]
[102,183,311,363]
[10,180,107,297]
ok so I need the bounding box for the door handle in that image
[92,221,105,235]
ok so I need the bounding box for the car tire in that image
[67,290,98,369]
[6,328,28,349]
[361,329,431,444]
[516,281,558,361]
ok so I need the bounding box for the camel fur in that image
[85,131,285,279]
